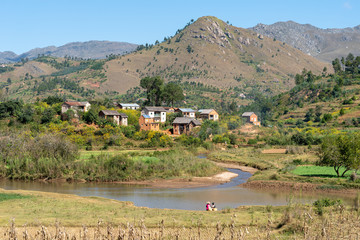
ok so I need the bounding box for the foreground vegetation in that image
[0,132,221,181]
[0,190,359,239]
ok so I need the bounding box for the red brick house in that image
[242,112,260,126]
[139,114,160,131]
[173,117,201,135]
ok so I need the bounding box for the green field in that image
[292,165,352,178]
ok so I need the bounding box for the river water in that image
[0,168,353,210]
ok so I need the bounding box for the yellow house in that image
[198,109,219,121]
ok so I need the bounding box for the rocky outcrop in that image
[250,21,360,62]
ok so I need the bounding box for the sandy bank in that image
[118,171,239,188]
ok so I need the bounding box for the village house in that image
[142,106,167,123]
[173,117,201,135]
[139,114,160,131]
[176,108,197,118]
[114,103,140,110]
[163,107,176,113]
[99,110,128,126]
[242,112,261,126]
[61,101,91,117]
[198,109,219,121]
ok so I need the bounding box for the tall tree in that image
[140,76,164,106]
[162,82,184,106]
[332,58,342,74]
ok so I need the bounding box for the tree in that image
[295,74,304,85]
[229,101,237,112]
[41,108,55,124]
[187,45,193,53]
[332,58,342,74]
[83,107,99,124]
[140,76,164,106]
[17,105,34,123]
[43,95,64,105]
[304,108,314,122]
[162,82,184,106]
[318,134,360,177]
[0,100,23,119]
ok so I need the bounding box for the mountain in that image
[250,21,360,63]
[0,41,138,63]
[0,16,330,101]
[102,16,330,95]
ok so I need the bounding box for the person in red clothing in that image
[206,201,212,211]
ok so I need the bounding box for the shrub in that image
[350,172,358,182]
[313,198,342,215]
[247,139,258,145]
[269,173,278,180]
[292,159,303,165]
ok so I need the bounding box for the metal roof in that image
[142,114,151,118]
[242,112,255,117]
[64,101,89,107]
[120,103,139,107]
[179,108,196,113]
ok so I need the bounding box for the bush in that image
[269,174,278,180]
[247,139,258,145]
[179,135,202,147]
[350,172,358,182]
[313,198,342,215]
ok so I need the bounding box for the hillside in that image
[0,16,331,102]
[102,16,330,95]
[250,21,360,63]
[0,41,138,63]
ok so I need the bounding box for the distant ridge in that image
[250,21,360,62]
[0,41,138,63]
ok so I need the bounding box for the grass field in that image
[0,189,281,227]
[292,166,352,178]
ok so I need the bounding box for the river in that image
[0,168,353,211]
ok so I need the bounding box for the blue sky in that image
[1,0,359,54]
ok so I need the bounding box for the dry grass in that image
[1,205,360,239]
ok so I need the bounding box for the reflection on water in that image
[0,168,354,210]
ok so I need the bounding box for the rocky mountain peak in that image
[250,21,360,62]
